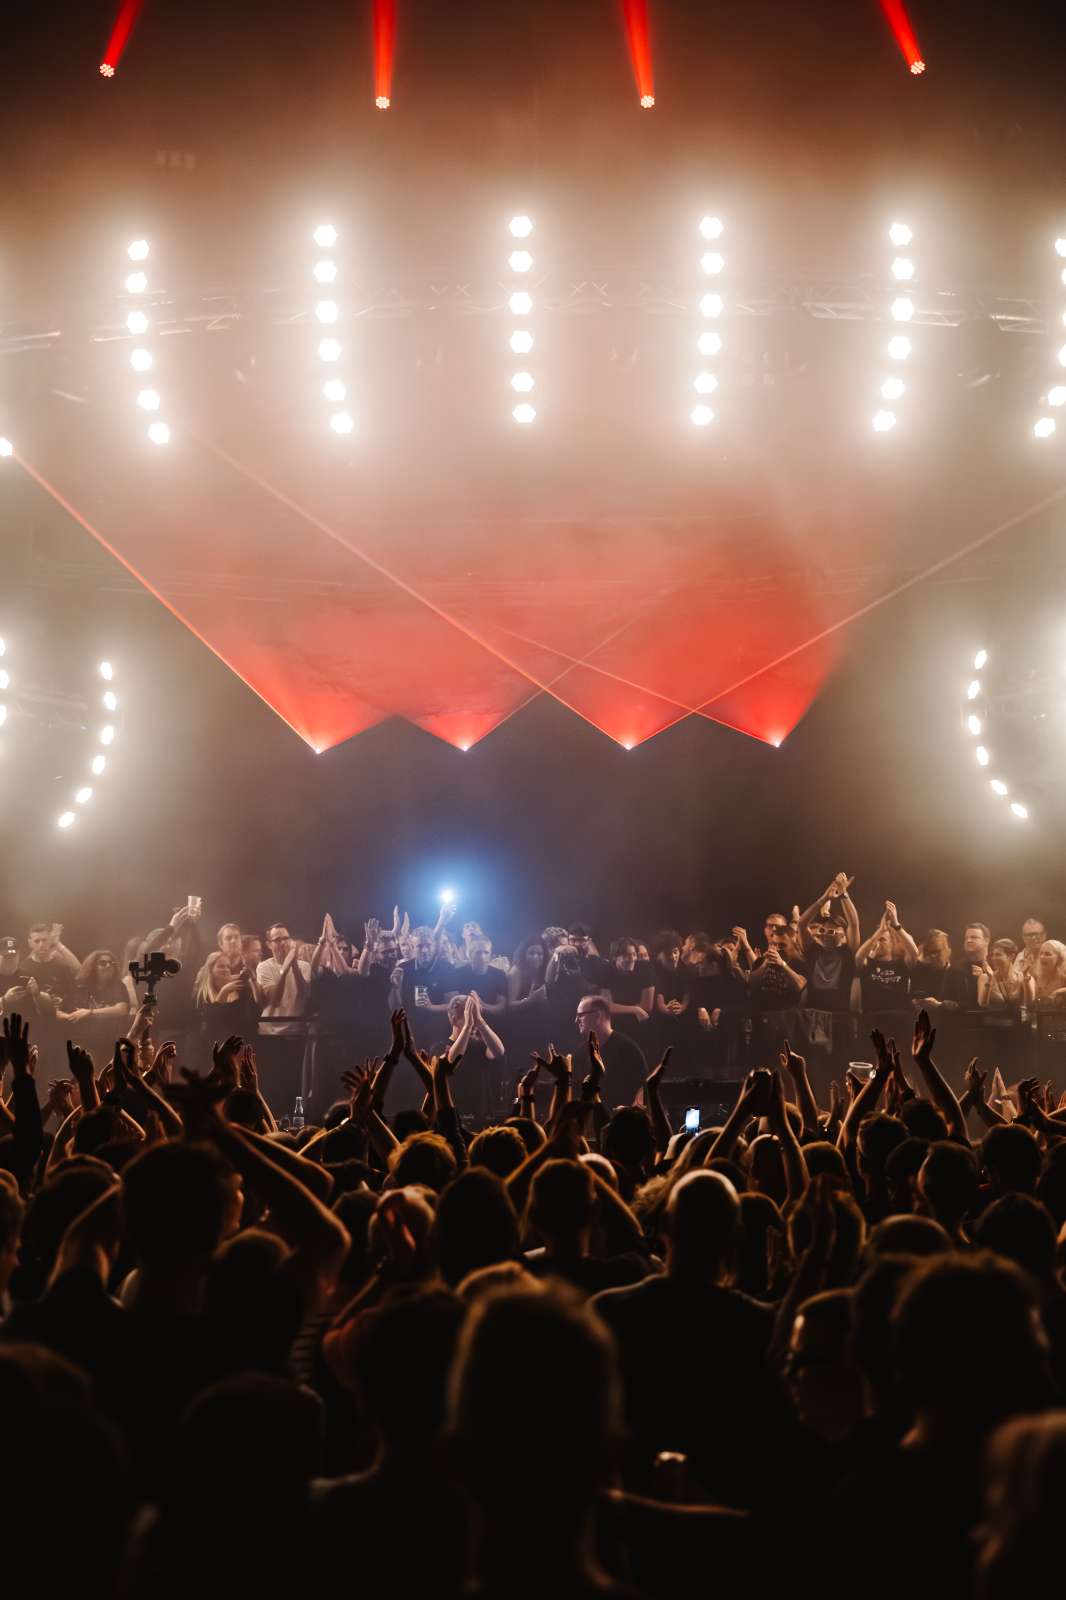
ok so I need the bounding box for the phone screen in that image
[684,1106,700,1131]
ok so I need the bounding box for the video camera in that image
[128,949,182,1002]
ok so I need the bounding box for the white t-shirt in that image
[256,957,312,1036]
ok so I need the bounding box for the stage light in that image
[891,297,914,322]
[700,252,725,276]
[57,812,75,829]
[322,378,347,402]
[75,787,93,804]
[136,389,160,411]
[91,754,107,775]
[881,377,905,400]
[99,725,115,744]
[872,410,896,432]
[976,745,990,765]
[313,260,337,284]
[315,300,339,323]
[126,311,148,336]
[329,411,355,435]
[439,887,457,904]
[1051,388,1066,407]
[690,404,714,426]
[699,216,724,240]
[1034,417,1056,439]
[376,95,390,109]
[508,250,533,273]
[889,222,912,247]
[509,291,533,316]
[693,372,719,395]
[313,224,337,248]
[130,349,152,372]
[125,272,147,294]
[127,240,149,261]
[967,714,982,735]
[990,778,1008,795]
[100,63,114,76]
[973,649,989,671]
[891,257,915,280]
[640,93,655,107]
[697,331,723,356]
[318,338,341,362]
[103,691,118,711]
[99,661,113,679]
[510,372,535,393]
[512,403,536,425]
[1011,801,1029,819]
[1058,345,1066,366]
[509,216,534,238]
[509,330,534,354]
[0,438,12,458]
[887,336,911,360]
[700,293,724,318]
[1056,238,1066,257]
[147,421,170,445]
[910,59,925,74]
[967,679,981,700]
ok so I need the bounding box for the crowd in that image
[0,872,1064,1595]
[4,877,1066,1120]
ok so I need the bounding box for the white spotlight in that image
[976,745,990,766]
[75,786,93,804]
[0,438,12,458]
[872,410,897,433]
[136,389,160,411]
[508,250,533,273]
[147,421,170,445]
[508,291,533,316]
[700,251,725,276]
[130,349,152,372]
[57,812,75,829]
[690,404,714,426]
[99,725,115,744]
[989,778,1008,796]
[1034,417,1057,440]
[125,272,147,294]
[699,216,724,240]
[699,293,724,318]
[881,377,905,401]
[967,679,981,700]
[509,215,534,238]
[318,338,341,362]
[91,754,107,776]
[967,714,982,735]
[889,222,913,247]
[509,331,534,355]
[127,240,150,261]
[1058,345,1066,367]
[887,335,912,360]
[98,660,113,680]
[315,300,339,323]
[891,257,915,281]
[512,403,536,425]
[693,372,718,395]
[126,310,149,335]
[329,411,355,435]
[375,94,390,109]
[103,691,118,711]
[1049,386,1066,407]
[640,93,655,108]
[510,371,535,393]
[697,331,722,356]
[322,378,347,402]
[973,649,989,670]
[891,297,915,322]
[313,224,337,248]
[313,260,337,284]
[1057,238,1066,258]
[1010,801,1029,819]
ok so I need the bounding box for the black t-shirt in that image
[806,946,857,1012]
[23,954,76,1005]
[600,1029,647,1106]
[578,953,614,990]
[751,955,808,1011]
[654,964,689,1005]
[910,962,966,1005]
[860,959,911,1014]
[396,956,449,1012]
[951,962,983,1009]
[606,961,655,1007]
[446,963,509,1007]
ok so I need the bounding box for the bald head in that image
[667,1169,740,1278]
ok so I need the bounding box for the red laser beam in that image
[620,0,655,106]
[373,0,396,108]
[99,0,148,76]
[878,0,926,74]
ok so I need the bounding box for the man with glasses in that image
[256,923,312,1111]
[1013,917,1048,988]
[749,917,807,1065]
[575,994,647,1108]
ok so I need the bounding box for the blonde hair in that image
[1034,941,1066,1002]
[194,951,236,1006]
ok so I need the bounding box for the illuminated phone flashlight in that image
[439,888,457,906]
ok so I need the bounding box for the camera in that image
[557,948,582,978]
[129,949,182,1002]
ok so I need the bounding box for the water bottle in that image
[292,1095,305,1133]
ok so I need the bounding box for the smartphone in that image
[848,1061,876,1082]
[684,1106,700,1132]
[415,985,430,1007]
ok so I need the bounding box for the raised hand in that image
[165,1069,228,1134]
[2,1013,31,1078]
[237,1043,260,1092]
[779,1038,806,1078]
[912,1008,936,1061]
[964,1057,987,1102]
[646,1046,671,1095]
[211,1034,244,1088]
[387,1008,406,1062]
[738,1067,773,1118]
[112,1037,142,1092]
[66,1040,97,1104]
[535,1043,572,1082]
[516,1061,540,1103]
[45,1078,75,1120]
[148,1040,177,1087]
[341,1064,375,1124]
